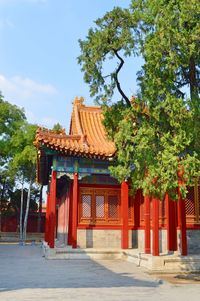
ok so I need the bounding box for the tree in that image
[0,95,40,239]
[0,93,26,166]
[0,93,26,231]
[131,0,200,156]
[52,123,63,132]
[9,122,38,242]
[132,0,200,101]
[78,1,200,199]
[78,7,137,106]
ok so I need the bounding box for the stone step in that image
[43,242,200,273]
[45,247,123,260]
[125,250,200,273]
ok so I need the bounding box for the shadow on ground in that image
[0,244,160,292]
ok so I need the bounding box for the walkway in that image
[0,244,200,301]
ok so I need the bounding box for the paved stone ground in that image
[0,244,200,301]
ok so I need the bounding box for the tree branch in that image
[189,55,198,100]
[103,74,112,79]
[113,49,131,107]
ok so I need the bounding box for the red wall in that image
[1,213,45,233]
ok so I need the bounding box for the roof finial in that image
[73,96,84,107]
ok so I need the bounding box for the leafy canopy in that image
[9,122,38,182]
[52,123,64,133]
[79,0,200,199]
[0,94,26,166]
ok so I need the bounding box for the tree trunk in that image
[189,55,198,101]
[189,55,199,152]
[113,49,131,107]
[23,178,32,243]
[19,179,24,241]
[37,185,43,233]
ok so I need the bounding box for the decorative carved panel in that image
[82,195,92,218]
[108,195,119,219]
[95,195,105,218]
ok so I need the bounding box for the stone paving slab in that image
[0,244,200,301]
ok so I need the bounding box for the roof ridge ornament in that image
[73,96,84,107]
[80,134,88,147]
[73,97,84,138]
[73,97,89,147]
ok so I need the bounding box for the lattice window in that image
[82,195,92,218]
[108,195,119,218]
[185,187,195,216]
[79,187,121,225]
[95,195,105,218]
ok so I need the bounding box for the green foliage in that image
[132,0,200,158]
[52,123,63,133]
[108,95,199,199]
[0,93,38,217]
[0,94,26,166]
[132,0,200,100]
[79,0,200,199]
[0,94,27,210]
[9,122,38,181]
[102,100,125,139]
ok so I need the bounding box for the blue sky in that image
[0,0,142,131]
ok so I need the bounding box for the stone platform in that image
[44,244,123,260]
[125,250,200,273]
[43,242,200,273]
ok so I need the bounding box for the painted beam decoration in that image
[53,156,110,175]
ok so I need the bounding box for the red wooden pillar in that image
[48,170,57,248]
[166,193,177,252]
[72,173,78,248]
[65,184,70,245]
[144,195,151,254]
[121,181,129,249]
[172,200,178,251]
[152,197,159,256]
[68,182,73,245]
[178,183,187,256]
[166,193,172,251]
[45,192,50,243]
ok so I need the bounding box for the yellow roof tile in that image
[34,97,116,159]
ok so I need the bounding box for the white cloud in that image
[0,73,58,127]
[0,74,57,101]
[26,110,58,128]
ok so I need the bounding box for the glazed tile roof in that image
[34,97,116,159]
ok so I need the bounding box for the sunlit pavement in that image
[0,244,200,301]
